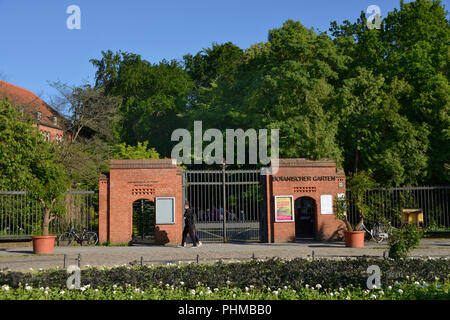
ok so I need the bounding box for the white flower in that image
[272,290,279,295]
[113,290,117,294]
[414,281,420,285]
[435,277,439,281]
[339,287,344,291]
[305,284,310,288]
[2,285,10,291]
[25,286,32,290]
[398,289,403,294]
[346,296,351,300]
[60,291,65,295]
[180,281,185,286]
[330,293,334,297]
[190,289,196,295]
[315,284,322,289]
[388,286,392,290]
[370,294,377,299]
[379,290,384,295]
[245,287,249,291]
[226,280,231,284]
[95,289,99,292]
[80,287,86,292]
[44,290,48,295]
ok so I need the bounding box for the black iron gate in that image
[183,169,265,242]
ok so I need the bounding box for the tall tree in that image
[0,100,68,235]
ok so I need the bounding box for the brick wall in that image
[267,159,346,242]
[99,160,183,245]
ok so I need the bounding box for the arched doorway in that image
[294,197,316,238]
[132,199,155,243]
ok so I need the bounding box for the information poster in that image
[320,195,333,215]
[275,195,294,222]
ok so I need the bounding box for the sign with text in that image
[274,195,294,222]
[320,195,333,215]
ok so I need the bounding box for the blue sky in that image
[0,0,448,101]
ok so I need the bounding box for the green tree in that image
[335,69,428,186]
[0,100,69,235]
[223,20,347,163]
[90,52,193,157]
[113,141,160,160]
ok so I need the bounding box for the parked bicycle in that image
[57,228,98,246]
[357,221,394,243]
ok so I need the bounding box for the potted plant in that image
[335,172,377,248]
[31,163,68,254]
[0,101,68,254]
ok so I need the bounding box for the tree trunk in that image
[42,207,51,236]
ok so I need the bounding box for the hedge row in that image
[1,257,449,291]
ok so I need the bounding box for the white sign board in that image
[155,197,175,224]
[320,195,333,215]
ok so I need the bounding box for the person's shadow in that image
[154,227,169,245]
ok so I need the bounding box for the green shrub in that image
[1,258,448,291]
[388,224,423,260]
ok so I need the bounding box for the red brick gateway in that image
[99,159,346,245]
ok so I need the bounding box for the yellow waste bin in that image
[401,209,424,227]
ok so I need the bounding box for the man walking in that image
[181,203,202,247]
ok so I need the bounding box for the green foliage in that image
[1,282,449,300]
[90,51,193,157]
[343,171,378,230]
[0,100,69,235]
[85,1,449,186]
[1,258,449,293]
[388,224,423,260]
[113,141,160,160]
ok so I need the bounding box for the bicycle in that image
[57,228,98,246]
[357,221,393,243]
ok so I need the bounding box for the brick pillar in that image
[98,173,109,244]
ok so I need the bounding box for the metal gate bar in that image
[183,169,263,243]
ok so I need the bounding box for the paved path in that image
[0,239,449,271]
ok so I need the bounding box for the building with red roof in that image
[0,80,66,143]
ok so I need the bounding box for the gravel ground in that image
[0,239,449,271]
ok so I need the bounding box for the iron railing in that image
[346,186,450,229]
[0,190,98,238]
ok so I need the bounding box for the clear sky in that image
[0,0,448,101]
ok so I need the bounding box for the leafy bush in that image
[1,258,448,291]
[1,282,449,300]
[388,224,423,260]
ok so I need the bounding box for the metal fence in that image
[183,169,265,243]
[0,190,97,238]
[346,186,450,229]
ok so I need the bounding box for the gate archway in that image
[294,196,316,238]
[132,199,155,243]
[183,169,265,242]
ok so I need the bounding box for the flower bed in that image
[0,282,448,300]
[0,257,449,300]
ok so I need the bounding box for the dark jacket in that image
[184,208,195,228]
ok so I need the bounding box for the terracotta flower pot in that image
[344,231,365,248]
[32,235,56,254]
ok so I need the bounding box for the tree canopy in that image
[81,0,449,186]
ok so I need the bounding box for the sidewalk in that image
[0,239,449,271]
